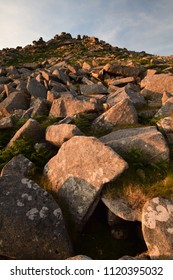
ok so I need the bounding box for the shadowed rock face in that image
[142,197,173,259]
[0,176,73,260]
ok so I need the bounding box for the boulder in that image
[141,73,173,107]
[80,84,108,95]
[157,115,173,133]
[49,81,68,92]
[1,154,35,177]
[0,116,13,129]
[106,77,135,86]
[154,97,173,118]
[52,68,70,85]
[7,118,43,148]
[141,73,173,95]
[56,177,100,231]
[44,136,128,190]
[31,98,50,117]
[27,77,47,99]
[67,255,92,260]
[100,126,169,163]
[0,176,73,259]
[49,96,97,117]
[142,197,173,259]
[104,62,142,77]
[46,124,83,147]
[92,99,138,130]
[102,195,141,222]
[162,91,173,105]
[0,91,29,116]
[44,136,128,230]
[107,84,147,109]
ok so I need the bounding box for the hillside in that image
[0,32,173,260]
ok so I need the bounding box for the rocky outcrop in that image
[0,176,73,259]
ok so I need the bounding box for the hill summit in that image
[0,32,173,260]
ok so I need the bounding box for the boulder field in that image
[0,32,173,259]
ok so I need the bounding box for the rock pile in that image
[0,32,173,259]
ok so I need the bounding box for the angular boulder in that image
[102,195,141,222]
[100,126,169,163]
[0,176,73,259]
[141,73,173,95]
[7,118,43,148]
[0,116,13,129]
[44,136,128,230]
[49,96,97,117]
[140,73,173,107]
[107,84,147,109]
[27,77,47,99]
[80,84,108,95]
[157,115,173,144]
[1,154,35,177]
[0,91,29,116]
[142,197,173,259]
[31,98,50,117]
[154,97,173,118]
[92,99,138,130]
[44,136,128,190]
[104,62,142,77]
[46,124,83,147]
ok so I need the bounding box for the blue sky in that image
[0,0,173,55]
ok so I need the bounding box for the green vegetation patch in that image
[103,148,172,211]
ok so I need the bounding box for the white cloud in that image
[0,0,173,55]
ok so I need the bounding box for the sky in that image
[0,0,173,55]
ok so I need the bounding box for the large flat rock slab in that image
[100,126,169,163]
[44,136,128,191]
